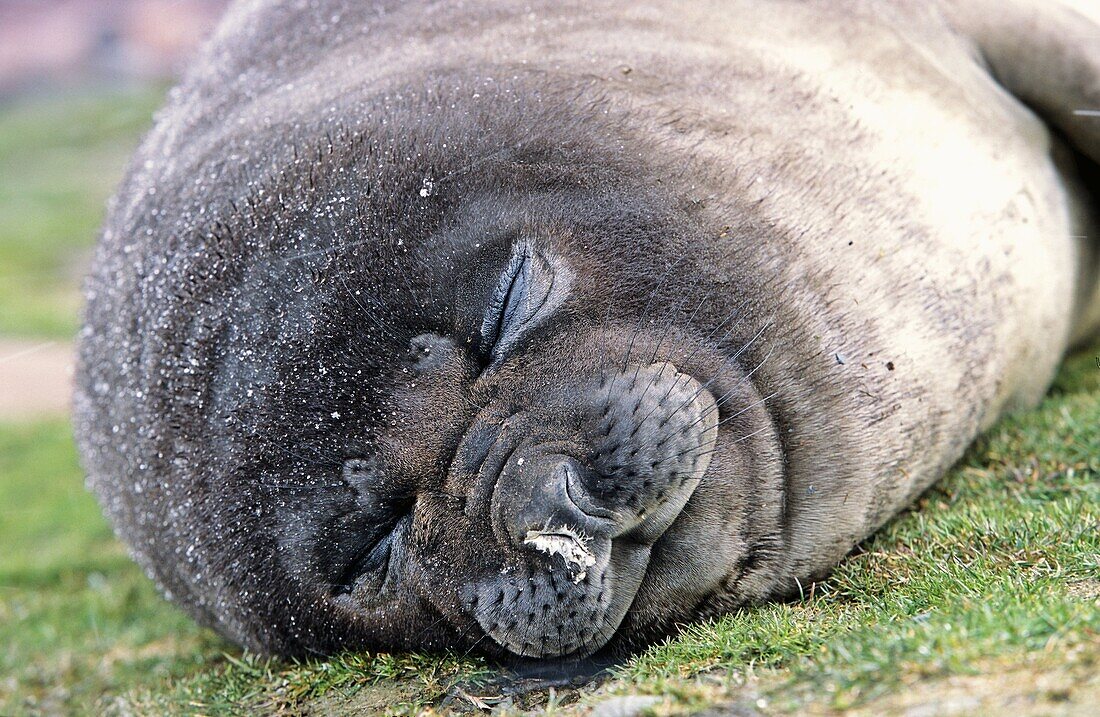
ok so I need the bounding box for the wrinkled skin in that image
[75,0,1100,660]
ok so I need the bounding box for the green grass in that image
[0,421,221,715]
[1,344,1096,715]
[0,87,164,338]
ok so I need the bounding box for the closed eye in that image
[479,240,570,365]
[336,459,415,594]
[332,507,411,595]
[339,511,410,590]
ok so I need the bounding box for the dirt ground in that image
[0,339,74,419]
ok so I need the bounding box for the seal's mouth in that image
[454,360,721,658]
[523,526,597,584]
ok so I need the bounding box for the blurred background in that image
[0,0,227,418]
[1,3,230,711]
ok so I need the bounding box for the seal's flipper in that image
[941,0,1100,343]
[942,0,1100,164]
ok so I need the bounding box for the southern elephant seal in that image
[74,0,1100,659]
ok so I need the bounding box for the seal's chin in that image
[459,362,721,658]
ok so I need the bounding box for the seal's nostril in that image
[562,460,617,521]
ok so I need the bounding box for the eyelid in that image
[480,241,570,365]
[480,243,531,350]
[339,458,414,585]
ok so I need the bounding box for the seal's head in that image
[330,236,744,659]
[274,237,783,661]
[76,78,786,662]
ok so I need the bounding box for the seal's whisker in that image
[644,341,774,441]
[385,238,430,319]
[626,290,692,410]
[652,443,719,469]
[412,607,466,646]
[283,236,375,262]
[648,323,773,454]
[335,270,404,345]
[656,285,714,363]
[633,292,755,430]
[587,612,618,657]
[696,345,777,422]
[596,299,617,395]
[627,288,721,428]
[648,285,693,362]
[713,391,779,429]
[642,294,761,428]
[458,626,493,659]
[728,424,771,445]
[432,603,493,657]
[615,253,686,377]
[682,422,772,461]
[436,143,521,186]
[653,421,771,472]
[677,387,779,438]
[653,319,773,439]
[630,371,694,438]
[684,253,786,360]
[686,294,753,361]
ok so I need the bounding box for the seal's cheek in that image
[598,390,789,655]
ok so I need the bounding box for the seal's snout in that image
[499,452,612,550]
[511,362,721,542]
[465,361,720,658]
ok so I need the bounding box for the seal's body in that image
[75,0,1100,658]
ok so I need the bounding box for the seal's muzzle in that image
[465,362,719,657]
